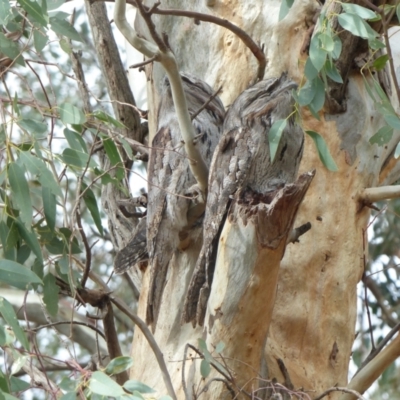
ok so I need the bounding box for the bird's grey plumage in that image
[183,75,304,326]
[114,217,148,275]
[146,73,225,326]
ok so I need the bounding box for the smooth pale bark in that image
[122,1,400,398]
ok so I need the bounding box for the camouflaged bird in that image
[183,75,305,326]
[114,75,225,313]
[144,73,225,326]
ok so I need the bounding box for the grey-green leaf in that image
[338,13,377,40]
[64,128,87,153]
[15,219,43,263]
[324,60,343,83]
[304,57,318,81]
[19,152,62,197]
[0,33,25,67]
[306,130,338,171]
[0,297,29,349]
[49,17,83,42]
[309,76,325,112]
[369,125,393,146]
[298,79,316,107]
[88,371,125,397]
[43,274,59,316]
[342,3,378,20]
[200,359,211,379]
[278,0,294,21]
[18,0,48,26]
[269,119,287,162]
[18,118,48,138]
[105,356,134,376]
[0,0,12,24]
[309,34,327,72]
[42,186,56,231]
[59,103,86,125]
[0,260,43,290]
[82,184,103,236]
[8,163,32,228]
[61,148,92,168]
[102,137,124,181]
[123,380,154,394]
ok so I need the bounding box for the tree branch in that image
[359,185,400,203]
[314,387,366,400]
[339,333,400,400]
[114,0,212,193]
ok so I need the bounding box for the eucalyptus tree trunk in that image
[109,1,400,399]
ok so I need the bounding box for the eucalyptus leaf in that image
[43,273,59,316]
[338,13,378,40]
[0,259,43,289]
[298,79,316,106]
[33,28,47,52]
[19,152,62,197]
[341,3,378,19]
[200,359,211,378]
[49,17,83,42]
[8,163,32,228]
[61,148,91,168]
[305,130,338,171]
[309,34,327,72]
[373,54,389,71]
[15,219,43,263]
[0,0,12,25]
[59,103,86,125]
[0,297,29,349]
[304,57,318,81]
[88,371,125,397]
[64,128,87,153]
[324,60,343,83]
[105,356,134,375]
[369,125,393,146]
[123,380,154,394]
[18,0,48,26]
[93,111,125,128]
[268,119,287,162]
[0,33,25,67]
[309,76,325,112]
[102,137,124,181]
[42,186,56,231]
[278,0,294,21]
[82,183,103,236]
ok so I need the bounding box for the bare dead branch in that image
[287,222,312,244]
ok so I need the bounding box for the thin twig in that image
[363,274,375,350]
[314,387,366,400]
[110,296,177,400]
[191,86,222,121]
[356,321,400,373]
[77,209,92,289]
[31,320,106,340]
[129,55,156,69]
